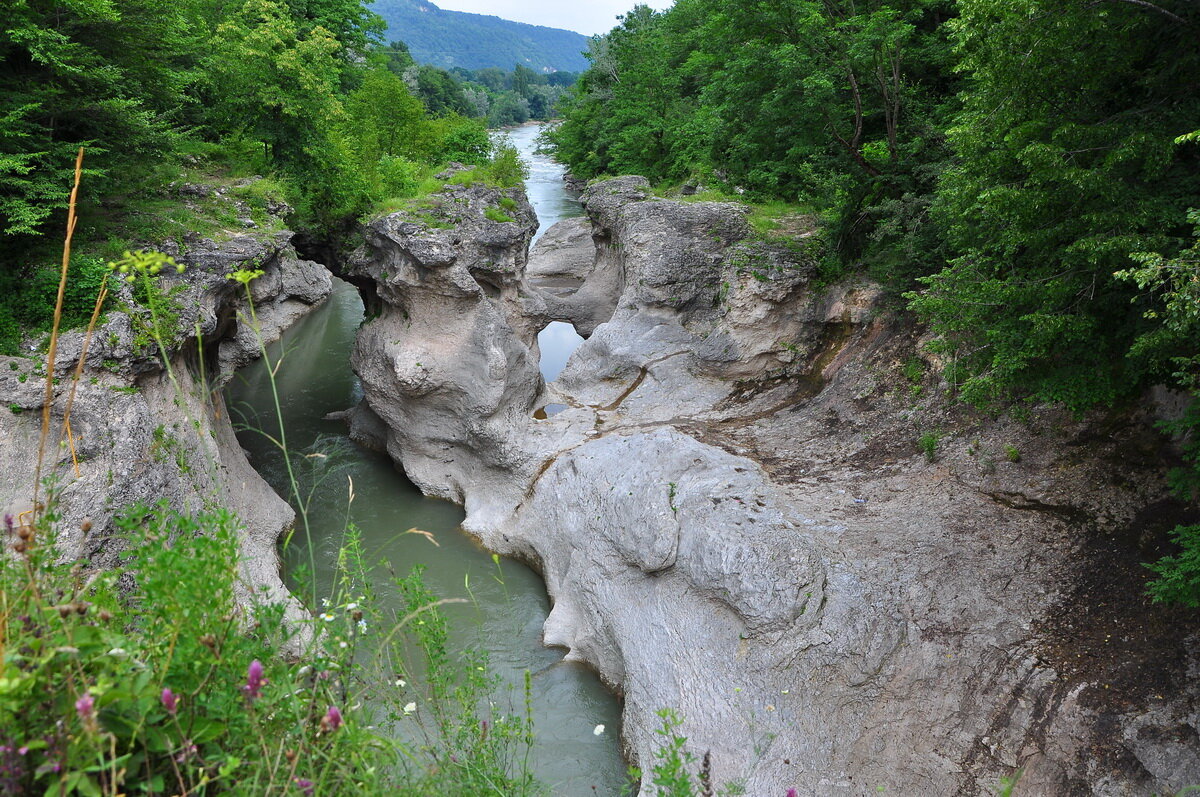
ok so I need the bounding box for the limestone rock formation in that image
[0,228,331,613]
[349,176,1200,795]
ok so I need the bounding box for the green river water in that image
[227,123,622,795]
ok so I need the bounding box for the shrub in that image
[486,145,529,189]
[919,431,941,462]
[0,502,541,795]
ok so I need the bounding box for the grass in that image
[485,206,515,223]
[0,161,544,793]
[919,430,942,462]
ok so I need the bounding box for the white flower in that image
[345,602,358,611]
[403,702,417,715]
[357,619,367,633]
[107,648,128,658]
[320,612,335,622]
[593,724,605,736]
[395,678,407,688]
[320,598,331,608]
[339,641,349,649]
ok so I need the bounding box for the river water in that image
[227,123,619,794]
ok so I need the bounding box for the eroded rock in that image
[0,227,331,618]
[349,176,1200,795]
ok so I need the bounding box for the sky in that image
[428,0,676,36]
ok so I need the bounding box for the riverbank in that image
[346,168,1200,794]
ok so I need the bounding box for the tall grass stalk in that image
[230,269,316,603]
[33,147,85,515]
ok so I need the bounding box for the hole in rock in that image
[533,404,568,419]
[537,321,584,382]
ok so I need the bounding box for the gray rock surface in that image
[350,177,1200,795]
[0,227,331,618]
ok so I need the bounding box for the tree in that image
[207,0,345,168]
[908,0,1200,409]
[0,0,205,254]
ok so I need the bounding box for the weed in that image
[919,431,942,462]
[1004,445,1021,463]
[903,357,925,384]
[485,205,516,223]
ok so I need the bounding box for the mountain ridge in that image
[372,0,591,72]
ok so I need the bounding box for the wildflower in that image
[321,705,343,732]
[293,778,314,796]
[320,612,335,622]
[593,724,605,736]
[161,688,178,716]
[3,514,12,534]
[403,702,417,715]
[243,660,265,700]
[787,790,798,797]
[175,740,197,764]
[345,602,358,611]
[357,619,367,633]
[76,694,98,733]
[395,678,406,688]
[107,648,128,658]
[338,641,348,649]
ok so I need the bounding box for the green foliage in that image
[110,250,188,356]
[486,144,530,188]
[550,0,957,276]
[0,257,110,355]
[432,116,491,165]
[484,206,515,223]
[909,0,1200,411]
[918,431,941,462]
[0,503,540,795]
[626,709,743,796]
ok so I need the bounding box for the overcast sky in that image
[428,0,676,36]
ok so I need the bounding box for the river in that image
[227,123,620,795]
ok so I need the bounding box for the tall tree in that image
[909,0,1200,408]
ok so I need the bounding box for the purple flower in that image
[243,660,265,700]
[161,688,178,716]
[175,740,197,764]
[786,790,798,797]
[75,694,94,719]
[3,514,12,534]
[293,778,314,796]
[321,705,342,732]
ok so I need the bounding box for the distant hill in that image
[372,0,591,72]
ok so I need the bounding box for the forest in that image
[371,0,591,72]
[2,0,1198,594]
[549,0,1200,603]
[0,0,573,355]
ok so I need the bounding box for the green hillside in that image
[374,0,590,72]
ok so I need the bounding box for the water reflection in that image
[538,321,585,383]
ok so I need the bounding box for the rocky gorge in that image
[0,203,332,614]
[345,174,1200,795]
[4,163,1198,795]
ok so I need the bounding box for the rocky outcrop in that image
[349,176,1200,795]
[0,226,331,613]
